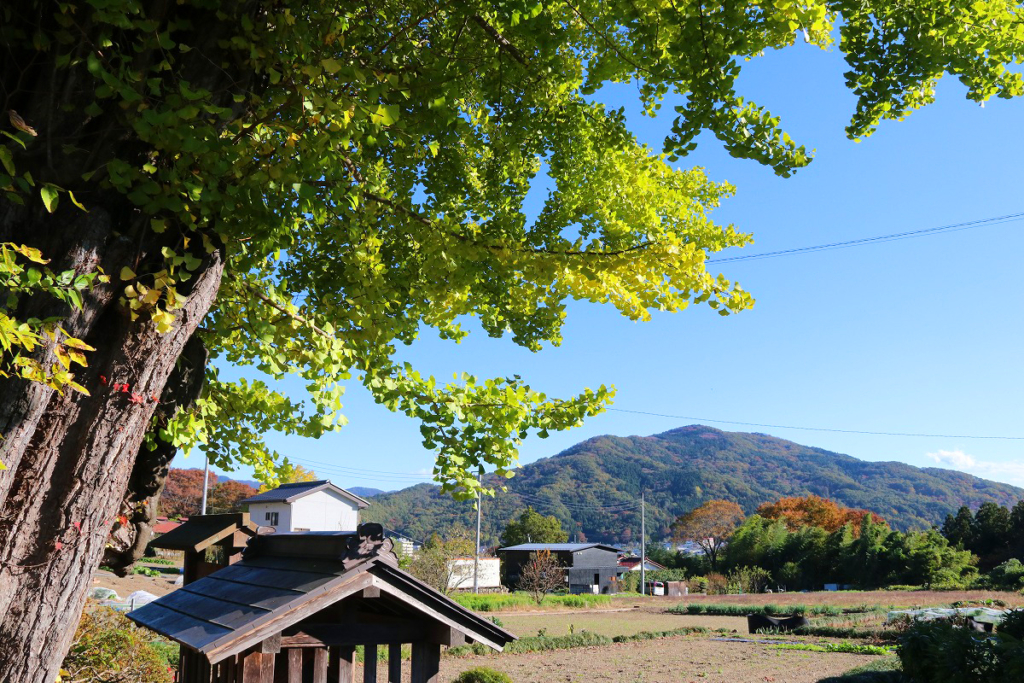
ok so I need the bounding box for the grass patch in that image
[669,603,884,617]
[611,626,708,643]
[453,593,611,612]
[767,641,893,656]
[792,626,897,642]
[448,630,611,657]
[816,657,904,683]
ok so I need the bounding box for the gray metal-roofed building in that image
[497,542,624,594]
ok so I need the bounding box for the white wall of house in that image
[249,502,292,530]
[249,489,360,532]
[447,557,501,591]
[290,490,360,531]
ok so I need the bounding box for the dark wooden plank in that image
[288,649,303,683]
[313,649,329,683]
[363,644,378,683]
[409,643,439,683]
[128,602,232,650]
[158,588,273,631]
[260,651,276,683]
[387,644,401,683]
[184,577,305,611]
[280,622,425,648]
[241,652,263,683]
[327,645,355,683]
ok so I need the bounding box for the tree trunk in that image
[0,201,224,683]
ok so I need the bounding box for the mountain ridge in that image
[362,425,1023,546]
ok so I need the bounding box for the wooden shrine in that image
[148,512,260,584]
[129,523,516,683]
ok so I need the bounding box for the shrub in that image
[897,616,1021,683]
[451,667,513,683]
[999,609,1024,640]
[131,565,161,577]
[989,559,1024,591]
[705,573,728,595]
[62,608,174,683]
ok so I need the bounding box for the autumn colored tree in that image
[2,1,1023,680]
[518,550,566,604]
[159,468,216,518]
[757,495,884,534]
[207,480,258,514]
[258,463,317,493]
[672,500,745,570]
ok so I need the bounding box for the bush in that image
[999,609,1024,639]
[897,616,1024,683]
[451,667,513,683]
[988,559,1024,591]
[705,573,728,595]
[62,608,174,683]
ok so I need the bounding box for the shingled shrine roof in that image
[128,524,515,664]
[148,513,258,553]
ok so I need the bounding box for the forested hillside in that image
[362,426,1023,546]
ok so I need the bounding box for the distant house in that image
[240,480,369,532]
[151,517,182,536]
[617,555,666,572]
[447,557,502,592]
[498,543,623,594]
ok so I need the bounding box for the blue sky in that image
[177,40,1024,494]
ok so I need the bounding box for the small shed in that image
[129,523,515,683]
[148,512,259,584]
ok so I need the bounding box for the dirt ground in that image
[91,559,183,599]
[377,636,886,683]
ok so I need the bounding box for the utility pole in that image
[640,490,646,597]
[474,491,481,594]
[200,453,210,516]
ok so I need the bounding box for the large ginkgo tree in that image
[1,1,1021,680]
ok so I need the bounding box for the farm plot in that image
[431,636,885,683]
[499,610,748,638]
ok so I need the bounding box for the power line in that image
[606,407,1024,440]
[706,211,1024,264]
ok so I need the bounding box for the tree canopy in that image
[4,0,1023,498]
[500,506,569,547]
[672,499,745,569]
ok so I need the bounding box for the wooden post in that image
[409,643,439,683]
[327,645,355,683]
[241,652,263,683]
[363,644,378,683]
[287,649,302,683]
[387,644,402,683]
[313,649,329,683]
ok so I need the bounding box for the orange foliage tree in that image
[671,500,745,570]
[757,495,885,534]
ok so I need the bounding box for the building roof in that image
[498,543,623,553]
[128,524,515,663]
[617,556,667,571]
[152,520,182,535]
[148,513,258,552]
[239,479,370,508]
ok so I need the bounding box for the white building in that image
[240,480,370,532]
[447,557,501,592]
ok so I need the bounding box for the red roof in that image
[152,520,182,535]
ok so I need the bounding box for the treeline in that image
[941,501,1024,570]
[654,496,978,590]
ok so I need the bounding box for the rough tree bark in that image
[101,335,209,573]
[0,3,256,681]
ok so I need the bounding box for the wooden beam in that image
[288,649,302,683]
[410,642,439,683]
[361,586,381,599]
[242,652,263,683]
[428,624,465,647]
[388,644,402,683]
[363,644,378,683]
[327,645,355,683]
[280,622,426,648]
[262,633,282,654]
[313,648,329,683]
